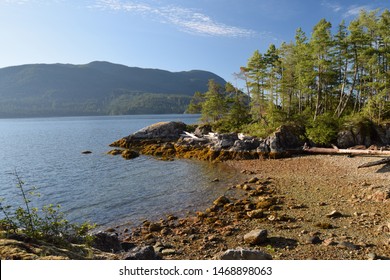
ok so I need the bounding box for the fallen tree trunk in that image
[358,158,390,168]
[303,145,390,156]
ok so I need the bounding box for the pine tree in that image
[201,80,227,123]
[310,19,334,120]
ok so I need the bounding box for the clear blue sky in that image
[1,0,389,85]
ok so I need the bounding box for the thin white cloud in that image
[321,0,342,13]
[93,0,256,38]
[321,1,376,18]
[343,5,372,18]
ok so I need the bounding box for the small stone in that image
[218,248,272,260]
[305,235,322,244]
[212,178,220,182]
[315,222,334,229]
[81,150,92,154]
[323,238,338,246]
[337,241,359,250]
[161,249,176,256]
[367,253,378,260]
[246,209,264,219]
[326,210,343,218]
[244,229,268,245]
[161,227,172,235]
[143,233,155,240]
[149,223,162,232]
[213,196,230,206]
[248,177,260,184]
[167,214,178,221]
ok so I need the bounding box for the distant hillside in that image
[0,61,226,117]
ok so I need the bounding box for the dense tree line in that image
[189,9,390,144]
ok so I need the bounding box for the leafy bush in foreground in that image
[0,172,95,246]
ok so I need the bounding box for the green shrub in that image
[305,113,339,146]
[0,172,96,246]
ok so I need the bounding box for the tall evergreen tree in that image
[201,80,227,123]
[246,50,268,121]
[310,19,334,120]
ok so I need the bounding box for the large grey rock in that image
[194,124,213,137]
[123,246,162,260]
[231,138,260,152]
[257,141,271,153]
[244,229,268,245]
[92,231,122,253]
[213,133,239,150]
[127,121,187,142]
[217,248,272,260]
[337,130,356,148]
[266,125,305,153]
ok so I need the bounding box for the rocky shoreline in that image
[92,155,389,260]
[94,122,390,260]
[108,121,305,161]
[2,122,389,260]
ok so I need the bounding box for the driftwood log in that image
[357,158,390,168]
[302,144,390,169]
[303,144,390,156]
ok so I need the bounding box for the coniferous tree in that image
[201,80,227,123]
[310,19,334,120]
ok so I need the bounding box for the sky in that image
[1,0,390,85]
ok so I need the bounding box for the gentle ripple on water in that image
[0,115,242,228]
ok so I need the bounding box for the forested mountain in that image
[0,61,225,117]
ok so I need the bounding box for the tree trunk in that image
[303,145,390,156]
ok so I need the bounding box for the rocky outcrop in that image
[337,121,390,148]
[122,121,187,143]
[110,122,306,161]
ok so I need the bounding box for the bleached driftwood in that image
[181,131,208,142]
[303,144,390,156]
[302,144,390,169]
[358,158,390,168]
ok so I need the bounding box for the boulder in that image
[257,141,271,153]
[92,231,122,253]
[127,121,187,142]
[337,130,356,148]
[121,150,140,160]
[337,120,384,148]
[266,125,305,153]
[217,248,272,260]
[123,246,162,260]
[231,138,260,152]
[213,133,239,150]
[194,124,213,137]
[244,229,268,245]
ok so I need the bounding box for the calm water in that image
[0,115,240,229]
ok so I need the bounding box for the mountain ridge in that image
[0,61,226,117]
